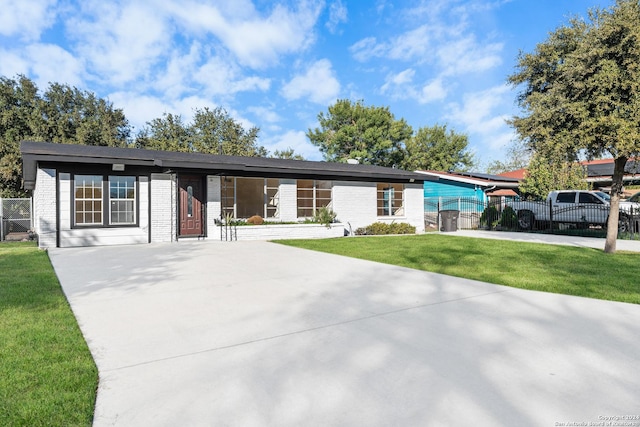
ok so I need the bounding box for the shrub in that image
[247,215,264,225]
[499,206,518,229]
[354,222,416,235]
[480,206,499,229]
[312,206,337,228]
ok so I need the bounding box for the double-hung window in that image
[75,175,103,225]
[377,183,404,216]
[74,175,137,226]
[109,176,136,224]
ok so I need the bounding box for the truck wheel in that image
[619,214,630,233]
[518,210,534,230]
[606,214,631,233]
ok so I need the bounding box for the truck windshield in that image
[594,192,610,202]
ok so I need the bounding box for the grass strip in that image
[0,242,97,427]
[277,234,640,304]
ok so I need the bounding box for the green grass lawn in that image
[277,234,640,304]
[0,242,97,427]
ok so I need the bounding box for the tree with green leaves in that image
[485,140,531,175]
[306,99,412,167]
[508,0,640,253]
[136,107,266,157]
[0,75,131,197]
[270,147,305,160]
[519,151,588,200]
[135,113,193,153]
[401,124,476,171]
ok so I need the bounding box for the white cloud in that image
[194,56,271,97]
[349,25,437,63]
[281,59,340,105]
[247,106,282,124]
[381,69,447,104]
[446,85,510,132]
[388,68,415,86]
[387,25,433,61]
[445,84,515,151]
[349,37,383,62]
[24,44,85,88]
[326,1,348,33]
[154,44,202,99]
[380,68,415,98]
[68,2,169,85]
[168,1,323,69]
[0,0,57,41]
[438,37,503,76]
[349,0,504,87]
[0,49,30,78]
[419,78,447,103]
[108,92,173,132]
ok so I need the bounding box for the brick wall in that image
[150,173,176,243]
[332,181,425,234]
[206,175,221,237]
[224,223,344,240]
[33,168,57,249]
[278,179,298,222]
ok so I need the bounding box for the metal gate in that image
[1,198,33,241]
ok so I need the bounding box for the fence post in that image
[0,198,3,241]
[549,199,554,230]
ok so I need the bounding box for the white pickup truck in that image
[511,190,639,232]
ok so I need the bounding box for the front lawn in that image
[0,242,97,427]
[277,234,640,304]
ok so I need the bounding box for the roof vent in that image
[346,159,359,164]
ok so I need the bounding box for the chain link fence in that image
[1,198,33,241]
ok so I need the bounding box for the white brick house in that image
[21,141,432,248]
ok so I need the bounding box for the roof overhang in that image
[21,141,434,190]
[415,170,520,188]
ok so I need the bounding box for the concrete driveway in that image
[49,241,640,427]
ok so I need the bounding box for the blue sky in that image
[0,0,614,168]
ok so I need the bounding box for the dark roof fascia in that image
[21,141,431,187]
[21,153,38,190]
[419,170,519,188]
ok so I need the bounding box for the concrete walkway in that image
[49,240,640,427]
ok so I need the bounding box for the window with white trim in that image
[109,176,136,224]
[377,183,404,216]
[297,180,332,217]
[73,175,137,226]
[75,175,103,225]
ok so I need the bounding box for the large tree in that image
[519,150,588,200]
[270,147,305,160]
[401,124,476,171]
[0,75,131,197]
[307,99,413,167]
[509,0,640,253]
[485,139,531,175]
[136,107,266,157]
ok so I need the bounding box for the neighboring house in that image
[582,159,639,194]
[21,141,430,248]
[416,170,521,230]
[417,170,521,205]
[502,159,640,196]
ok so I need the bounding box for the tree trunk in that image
[604,156,628,253]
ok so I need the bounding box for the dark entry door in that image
[179,176,204,236]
